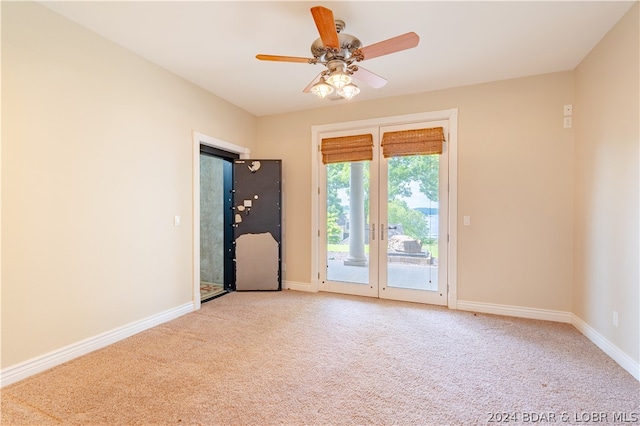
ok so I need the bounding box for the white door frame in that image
[192,131,250,311]
[310,109,458,308]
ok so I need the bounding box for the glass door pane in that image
[326,161,370,284]
[385,155,439,291]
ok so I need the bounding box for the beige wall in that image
[573,3,639,363]
[1,2,257,368]
[257,71,575,312]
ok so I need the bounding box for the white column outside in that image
[344,162,367,267]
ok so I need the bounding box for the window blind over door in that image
[320,134,374,164]
[381,127,445,158]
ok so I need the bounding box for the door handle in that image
[371,223,376,241]
[381,223,385,241]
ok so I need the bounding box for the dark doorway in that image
[199,145,238,302]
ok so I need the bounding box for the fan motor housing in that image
[311,22,362,63]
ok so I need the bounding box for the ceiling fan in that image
[256,6,419,100]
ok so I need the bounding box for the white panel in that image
[236,233,279,290]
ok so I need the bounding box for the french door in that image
[319,121,448,305]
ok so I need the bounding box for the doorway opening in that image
[192,132,250,310]
[311,110,458,307]
[199,145,239,302]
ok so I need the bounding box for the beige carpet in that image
[2,291,639,425]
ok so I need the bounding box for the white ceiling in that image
[41,1,636,117]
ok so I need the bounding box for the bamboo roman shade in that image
[381,127,445,158]
[320,134,374,164]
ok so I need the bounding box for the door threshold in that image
[201,290,230,304]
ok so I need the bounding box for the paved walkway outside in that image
[327,260,438,291]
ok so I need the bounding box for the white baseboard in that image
[571,314,640,381]
[283,280,314,292]
[0,302,193,388]
[457,300,573,323]
[456,300,639,381]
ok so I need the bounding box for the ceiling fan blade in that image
[310,6,340,49]
[256,54,314,64]
[303,72,323,93]
[351,66,387,89]
[357,32,420,61]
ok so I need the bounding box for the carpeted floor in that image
[1,291,639,425]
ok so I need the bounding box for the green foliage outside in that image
[387,156,439,202]
[387,199,429,243]
[326,211,343,244]
[326,155,439,249]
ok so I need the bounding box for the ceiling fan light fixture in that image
[326,71,351,90]
[257,6,420,105]
[310,77,334,98]
[339,83,360,100]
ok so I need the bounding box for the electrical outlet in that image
[613,311,618,327]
